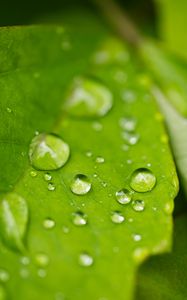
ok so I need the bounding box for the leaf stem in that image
[92,0,143,46]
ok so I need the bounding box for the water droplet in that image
[35,253,49,267]
[113,70,127,83]
[78,253,94,267]
[62,226,70,234]
[37,268,47,278]
[20,256,30,265]
[6,107,12,113]
[48,182,56,191]
[95,156,105,164]
[64,78,113,118]
[19,268,29,278]
[0,193,28,251]
[30,170,37,177]
[72,211,87,226]
[44,173,52,181]
[121,90,136,103]
[86,151,93,158]
[132,200,145,212]
[121,144,129,151]
[115,189,132,205]
[92,121,103,131]
[122,132,140,145]
[0,269,9,282]
[43,218,55,229]
[130,168,156,192]
[132,234,142,242]
[119,117,137,132]
[70,174,91,195]
[111,211,125,224]
[29,133,70,171]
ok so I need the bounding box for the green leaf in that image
[0,193,28,252]
[0,20,178,300]
[155,0,187,59]
[136,213,187,300]
[140,41,187,195]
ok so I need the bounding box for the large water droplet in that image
[132,200,145,212]
[64,78,113,118]
[130,168,156,192]
[116,189,132,205]
[0,193,28,252]
[78,252,94,267]
[29,133,70,171]
[72,211,87,226]
[70,174,91,195]
[111,211,125,224]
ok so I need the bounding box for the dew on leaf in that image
[37,268,47,278]
[62,226,70,234]
[30,170,37,177]
[78,252,94,267]
[6,107,12,113]
[29,133,70,171]
[132,234,142,242]
[64,77,113,118]
[95,156,105,164]
[0,193,28,251]
[48,182,56,191]
[132,200,145,212]
[92,121,103,131]
[72,211,87,226]
[115,189,132,205]
[130,168,156,192]
[19,268,29,279]
[119,117,137,132]
[35,253,49,267]
[122,132,140,145]
[121,90,136,103]
[85,151,93,158]
[20,256,30,266]
[111,211,125,224]
[70,174,91,195]
[0,269,9,283]
[44,173,52,181]
[43,218,55,229]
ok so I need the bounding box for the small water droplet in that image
[113,70,127,83]
[70,174,91,195]
[35,253,49,267]
[30,170,37,177]
[20,256,30,265]
[121,90,136,103]
[121,144,129,151]
[122,132,139,145]
[0,269,9,282]
[132,200,145,212]
[62,226,70,234]
[29,133,70,171]
[130,168,156,192]
[64,78,113,118]
[19,268,29,278]
[111,211,125,224]
[116,189,132,205]
[95,156,105,164]
[6,107,12,113]
[37,268,47,278]
[119,117,137,132]
[78,253,94,267]
[92,122,103,131]
[43,218,55,229]
[86,151,93,158]
[72,211,87,226]
[132,234,142,242]
[44,173,52,181]
[48,182,56,191]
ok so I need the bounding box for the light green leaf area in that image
[155,0,187,59]
[140,41,187,195]
[0,22,178,300]
[136,213,187,300]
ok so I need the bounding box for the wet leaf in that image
[0,16,178,300]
